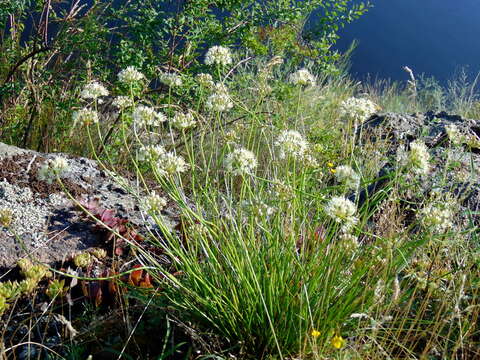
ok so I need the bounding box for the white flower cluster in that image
[408,140,430,175]
[155,152,189,176]
[289,68,316,87]
[196,73,214,88]
[159,72,183,87]
[206,83,234,112]
[72,108,99,127]
[137,144,166,162]
[132,105,166,127]
[37,157,70,184]
[224,148,257,176]
[324,196,358,229]
[117,66,145,84]
[80,81,109,100]
[419,203,453,233]
[275,130,309,160]
[339,97,377,123]
[397,140,430,175]
[335,165,360,190]
[112,96,134,109]
[171,110,196,130]
[142,191,167,215]
[204,45,232,66]
[445,124,464,145]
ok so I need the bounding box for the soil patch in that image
[0,153,90,198]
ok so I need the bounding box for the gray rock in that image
[0,142,173,272]
[357,111,480,224]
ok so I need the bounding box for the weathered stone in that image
[0,142,172,272]
[357,111,480,224]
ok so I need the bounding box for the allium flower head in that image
[80,81,109,100]
[275,130,309,160]
[408,140,430,175]
[289,68,316,87]
[396,140,430,175]
[419,203,453,233]
[117,66,145,84]
[445,123,464,145]
[37,157,70,184]
[224,148,257,176]
[339,97,377,123]
[196,73,214,88]
[156,152,189,176]
[204,45,232,66]
[159,72,183,87]
[206,84,233,112]
[132,105,166,127]
[171,110,196,130]
[72,108,99,127]
[143,191,167,215]
[335,165,360,190]
[324,196,358,226]
[112,96,134,110]
[137,145,166,162]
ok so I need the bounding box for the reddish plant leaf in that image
[140,273,153,288]
[94,286,103,307]
[129,265,143,286]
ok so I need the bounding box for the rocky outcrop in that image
[357,111,480,223]
[0,143,172,272]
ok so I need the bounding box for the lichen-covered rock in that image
[357,111,480,225]
[360,110,480,149]
[0,142,174,272]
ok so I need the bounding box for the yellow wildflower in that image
[331,334,346,349]
[311,329,321,338]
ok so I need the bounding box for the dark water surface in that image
[335,0,480,84]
